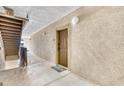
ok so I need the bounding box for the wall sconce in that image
[71,16,79,25]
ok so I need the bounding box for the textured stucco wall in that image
[29,7,124,85]
[29,29,56,62]
[0,32,5,69]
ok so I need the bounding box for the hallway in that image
[0,53,95,86]
[1,6,124,86]
[1,1,124,93]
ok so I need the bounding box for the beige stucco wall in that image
[29,7,124,85]
[0,32,5,69]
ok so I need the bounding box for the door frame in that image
[56,24,71,70]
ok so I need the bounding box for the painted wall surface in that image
[29,7,124,85]
[0,32,5,69]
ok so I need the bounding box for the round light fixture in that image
[71,16,79,25]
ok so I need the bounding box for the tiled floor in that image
[0,53,96,86]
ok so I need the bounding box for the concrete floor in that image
[5,55,19,70]
[0,53,96,86]
[5,59,19,70]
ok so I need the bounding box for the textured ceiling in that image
[0,6,79,38]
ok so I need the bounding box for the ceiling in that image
[0,6,79,38]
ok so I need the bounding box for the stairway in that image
[0,14,27,58]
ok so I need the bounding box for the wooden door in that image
[58,29,68,67]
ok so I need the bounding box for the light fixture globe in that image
[71,16,79,25]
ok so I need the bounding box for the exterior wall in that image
[0,32,5,69]
[29,7,124,85]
